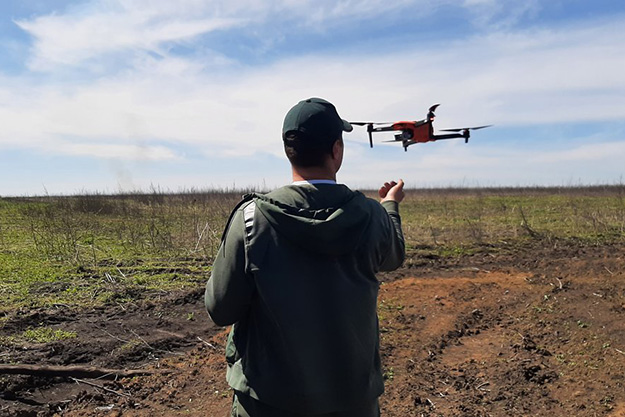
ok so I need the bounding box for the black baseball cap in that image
[282,98,353,143]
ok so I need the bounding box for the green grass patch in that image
[21,327,77,343]
[1,186,624,312]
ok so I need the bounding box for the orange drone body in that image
[390,120,432,144]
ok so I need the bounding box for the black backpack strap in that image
[219,193,269,274]
[220,193,257,244]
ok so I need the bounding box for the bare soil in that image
[2,239,625,417]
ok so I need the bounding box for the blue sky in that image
[1,0,624,195]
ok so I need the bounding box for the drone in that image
[351,104,492,152]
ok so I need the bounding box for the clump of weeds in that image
[21,327,77,343]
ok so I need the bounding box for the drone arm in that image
[370,125,396,132]
[431,128,471,143]
[431,133,465,141]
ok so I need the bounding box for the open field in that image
[1,186,625,416]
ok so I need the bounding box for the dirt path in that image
[2,241,625,416]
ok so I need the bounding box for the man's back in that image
[205,183,404,414]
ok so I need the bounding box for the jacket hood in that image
[253,184,371,256]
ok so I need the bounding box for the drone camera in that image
[394,132,413,141]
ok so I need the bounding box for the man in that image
[205,97,405,417]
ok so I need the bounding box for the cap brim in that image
[342,119,353,132]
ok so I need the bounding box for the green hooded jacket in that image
[205,183,405,414]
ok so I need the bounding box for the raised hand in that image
[379,179,405,203]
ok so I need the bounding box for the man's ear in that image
[332,138,344,160]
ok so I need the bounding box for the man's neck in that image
[292,179,337,186]
[291,167,336,183]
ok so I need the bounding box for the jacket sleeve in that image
[378,200,405,271]
[205,208,255,326]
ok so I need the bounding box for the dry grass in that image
[1,185,623,310]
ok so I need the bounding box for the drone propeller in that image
[439,125,493,132]
[427,103,440,120]
[350,121,392,126]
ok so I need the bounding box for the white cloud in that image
[16,11,242,70]
[15,0,436,71]
[3,14,625,161]
[462,0,541,29]
[2,2,625,193]
[531,141,625,164]
[60,142,179,160]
